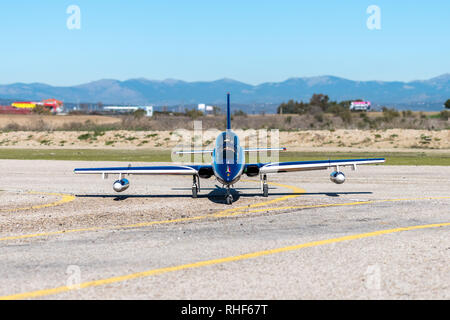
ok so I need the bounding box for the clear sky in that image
[0,0,449,86]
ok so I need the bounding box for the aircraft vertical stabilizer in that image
[226,93,231,130]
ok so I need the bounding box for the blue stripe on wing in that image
[245,158,385,172]
[264,158,385,167]
[75,166,190,172]
[74,165,209,173]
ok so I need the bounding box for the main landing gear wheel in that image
[261,174,269,197]
[192,175,200,198]
[192,186,198,198]
[263,184,269,197]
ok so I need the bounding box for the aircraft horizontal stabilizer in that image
[244,147,287,152]
[172,150,213,155]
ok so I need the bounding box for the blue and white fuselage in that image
[212,130,245,185]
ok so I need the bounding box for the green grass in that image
[277,152,450,166]
[0,148,449,165]
[0,149,171,162]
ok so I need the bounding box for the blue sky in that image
[0,1,449,86]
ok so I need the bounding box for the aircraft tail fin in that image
[226,93,231,130]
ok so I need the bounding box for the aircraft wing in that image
[252,158,385,174]
[173,147,287,154]
[172,150,213,155]
[244,147,287,152]
[74,165,206,176]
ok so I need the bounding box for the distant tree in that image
[402,110,413,118]
[445,99,450,109]
[234,109,247,116]
[339,100,353,109]
[309,93,330,110]
[277,99,309,115]
[32,105,52,115]
[185,108,203,119]
[133,108,146,119]
[381,107,400,122]
[440,110,449,120]
[212,106,221,115]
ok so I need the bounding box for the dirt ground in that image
[0,114,120,129]
[0,128,448,152]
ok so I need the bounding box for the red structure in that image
[0,106,32,114]
[42,99,63,113]
[4,98,64,114]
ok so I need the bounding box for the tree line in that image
[277,94,358,123]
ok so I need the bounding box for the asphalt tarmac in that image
[0,160,448,299]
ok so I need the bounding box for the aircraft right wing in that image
[252,158,385,174]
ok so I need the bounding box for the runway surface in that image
[0,159,449,299]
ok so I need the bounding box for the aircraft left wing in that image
[251,158,385,174]
[74,164,211,194]
[74,165,203,176]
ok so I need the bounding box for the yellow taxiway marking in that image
[213,180,306,217]
[0,181,305,242]
[0,191,76,213]
[2,221,449,300]
[229,196,450,216]
[1,189,449,243]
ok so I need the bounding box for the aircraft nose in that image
[224,174,233,183]
[223,165,234,182]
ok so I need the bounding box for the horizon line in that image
[1,73,448,88]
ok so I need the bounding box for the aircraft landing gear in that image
[192,175,200,198]
[225,186,233,205]
[261,174,269,197]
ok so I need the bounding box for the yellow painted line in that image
[2,221,449,300]
[0,181,305,242]
[233,196,450,216]
[213,180,305,217]
[0,227,101,242]
[1,193,449,243]
[0,191,76,213]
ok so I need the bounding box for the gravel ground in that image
[0,129,449,150]
[0,160,448,299]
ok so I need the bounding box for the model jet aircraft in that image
[74,93,385,204]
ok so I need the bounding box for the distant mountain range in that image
[0,74,449,110]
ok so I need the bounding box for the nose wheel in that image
[225,186,233,205]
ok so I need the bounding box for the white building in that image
[104,106,153,117]
[350,101,371,111]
